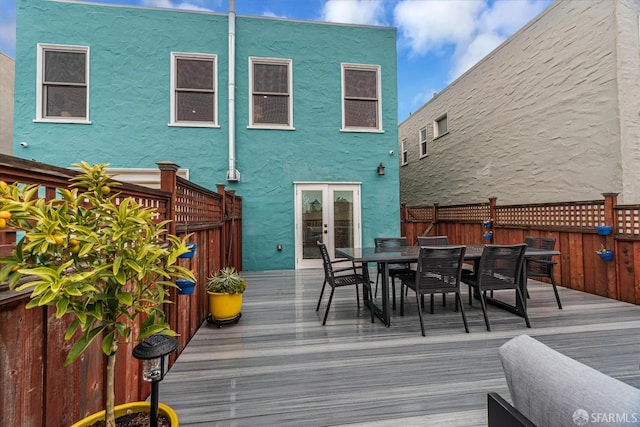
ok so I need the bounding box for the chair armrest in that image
[487,393,537,427]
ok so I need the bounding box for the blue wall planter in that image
[596,250,614,261]
[595,225,613,236]
[483,233,493,241]
[176,279,197,295]
[179,243,197,259]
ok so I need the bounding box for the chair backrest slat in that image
[524,236,556,275]
[374,237,408,250]
[477,244,527,289]
[417,236,449,246]
[416,245,466,290]
[317,241,335,278]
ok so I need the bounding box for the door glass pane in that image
[333,191,353,254]
[302,190,323,260]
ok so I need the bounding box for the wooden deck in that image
[159,269,640,426]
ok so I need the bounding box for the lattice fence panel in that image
[438,204,490,222]
[405,206,434,222]
[496,202,605,228]
[176,181,222,224]
[615,206,640,236]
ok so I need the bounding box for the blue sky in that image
[0,0,553,122]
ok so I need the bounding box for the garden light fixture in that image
[133,335,179,427]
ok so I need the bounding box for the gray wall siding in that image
[0,52,13,155]
[399,0,627,206]
[617,0,640,203]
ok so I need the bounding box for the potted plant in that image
[0,162,195,427]
[206,267,246,322]
[596,245,614,261]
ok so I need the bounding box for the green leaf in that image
[101,330,115,356]
[64,319,80,340]
[113,255,122,276]
[55,299,69,318]
[65,325,105,365]
[117,292,133,306]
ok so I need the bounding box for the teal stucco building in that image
[14,0,399,271]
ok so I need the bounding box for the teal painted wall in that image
[15,0,399,271]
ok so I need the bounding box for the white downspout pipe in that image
[226,0,240,182]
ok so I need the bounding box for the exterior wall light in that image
[377,163,385,176]
[132,335,179,427]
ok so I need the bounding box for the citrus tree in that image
[0,162,195,427]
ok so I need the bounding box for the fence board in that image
[402,194,640,307]
[0,299,44,427]
[0,156,242,427]
[618,241,635,304]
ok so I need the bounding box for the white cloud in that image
[141,0,213,11]
[450,31,504,80]
[321,0,387,26]
[479,0,549,36]
[394,0,551,81]
[394,0,484,56]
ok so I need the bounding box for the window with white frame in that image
[401,138,408,165]
[36,44,89,122]
[342,63,381,131]
[171,53,217,126]
[249,57,292,128]
[419,127,428,157]
[434,114,448,139]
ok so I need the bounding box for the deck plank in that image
[160,269,640,426]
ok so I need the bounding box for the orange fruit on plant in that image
[101,186,111,194]
[0,218,6,229]
[54,236,64,245]
[69,238,79,246]
[0,211,12,220]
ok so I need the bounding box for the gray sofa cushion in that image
[499,334,640,427]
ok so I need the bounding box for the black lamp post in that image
[132,335,179,427]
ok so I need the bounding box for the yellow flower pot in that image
[69,402,178,427]
[208,291,243,320]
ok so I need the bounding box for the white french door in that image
[294,183,361,269]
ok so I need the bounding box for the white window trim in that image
[248,57,294,130]
[401,138,408,166]
[35,43,91,124]
[419,126,428,158]
[340,63,383,133]
[169,52,219,128]
[433,113,449,140]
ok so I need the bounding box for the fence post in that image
[216,184,227,267]
[400,203,407,239]
[156,161,179,235]
[488,197,497,222]
[602,192,618,299]
[433,203,439,235]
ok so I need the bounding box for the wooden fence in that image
[401,192,640,305]
[0,155,242,426]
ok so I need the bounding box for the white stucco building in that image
[399,0,640,206]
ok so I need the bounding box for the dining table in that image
[335,244,560,327]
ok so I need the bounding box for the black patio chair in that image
[400,245,469,336]
[316,241,374,325]
[417,236,450,311]
[374,237,414,310]
[524,236,562,309]
[463,244,530,331]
